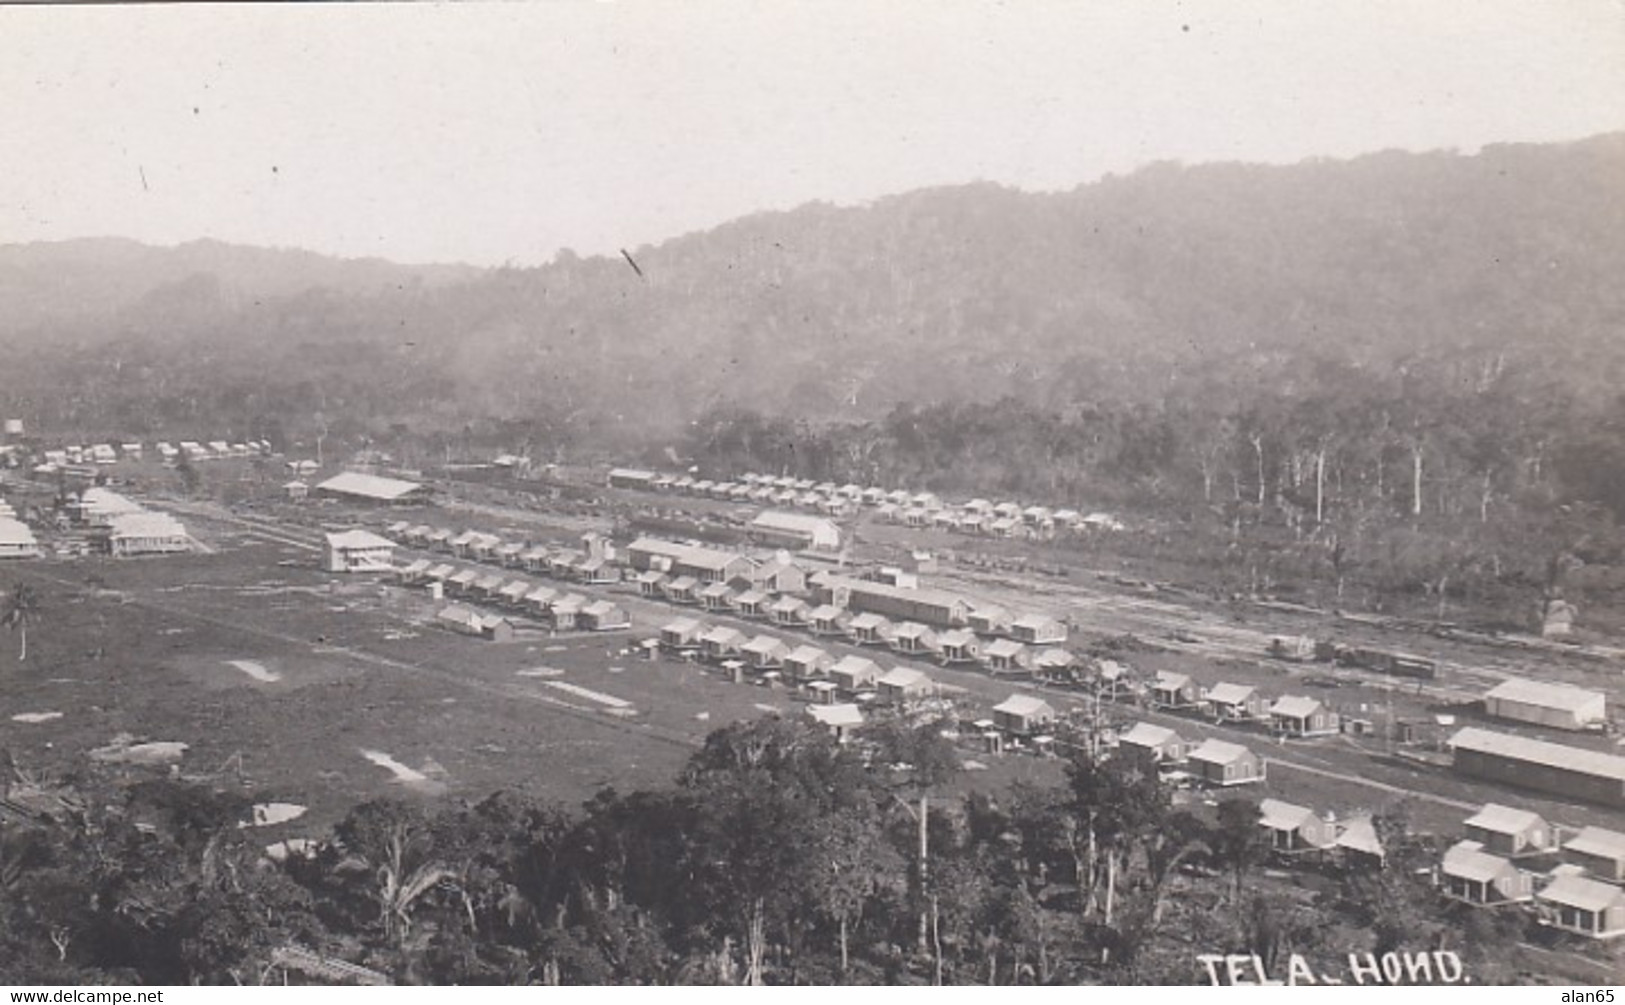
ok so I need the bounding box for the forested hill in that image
[1,134,1621,447]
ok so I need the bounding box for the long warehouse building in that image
[1450,727,1625,809]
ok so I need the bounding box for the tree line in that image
[0,715,1529,985]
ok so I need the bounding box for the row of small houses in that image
[1119,717,1625,939]
[607,467,1124,538]
[39,439,273,467]
[397,561,632,637]
[1145,671,1344,739]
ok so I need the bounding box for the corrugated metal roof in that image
[751,510,838,536]
[1485,677,1605,715]
[628,537,750,573]
[1450,727,1625,783]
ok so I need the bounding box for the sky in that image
[2,0,1622,267]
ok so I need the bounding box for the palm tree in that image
[3,583,39,662]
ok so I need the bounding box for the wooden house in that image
[891,622,939,656]
[878,666,935,703]
[992,694,1056,736]
[806,703,864,743]
[660,617,706,651]
[1258,799,1337,854]
[830,655,883,693]
[1440,842,1532,905]
[580,600,631,632]
[1151,672,1202,710]
[1536,875,1625,938]
[1204,682,1267,723]
[1010,613,1067,645]
[938,629,981,665]
[783,645,834,681]
[1561,826,1625,883]
[979,640,1028,676]
[849,613,896,647]
[663,575,701,605]
[701,626,749,661]
[769,596,812,627]
[808,605,851,637]
[636,570,669,597]
[1462,803,1555,857]
[1116,722,1186,765]
[735,589,772,619]
[1186,739,1265,787]
[1269,696,1341,737]
[741,635,791,670]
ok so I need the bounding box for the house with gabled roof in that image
[1151,672,1201,710]
[1116,722,1185,766]
[807,703,864,743]
[1269,695,1340,737]
[1484,677,1607,732]
[983,638,1032,675]
[659,617,705,651]
[1186,739,1264,786]
[878,666,936,703]
[830,655,883,693]
[809,605,851,637]
[784,645,834,682]
[891,622,939,656]
[1462,803,1555,857]
[849,613,896,647]
[1259,799,1337,854]
[992,694,1056,736]
[1562,826,1625,883]
[938,629,981,665]
[1536,874,1625,938]
[741,635,791,670]
[700,626,749,661]
[1205,682,1267,723]
[1010,613,1067,645]
[769,595,812,627]
[1440,841,1532,905]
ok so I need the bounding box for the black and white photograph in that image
[1,0,1623,988]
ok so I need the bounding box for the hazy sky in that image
[3,1,1622,266]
